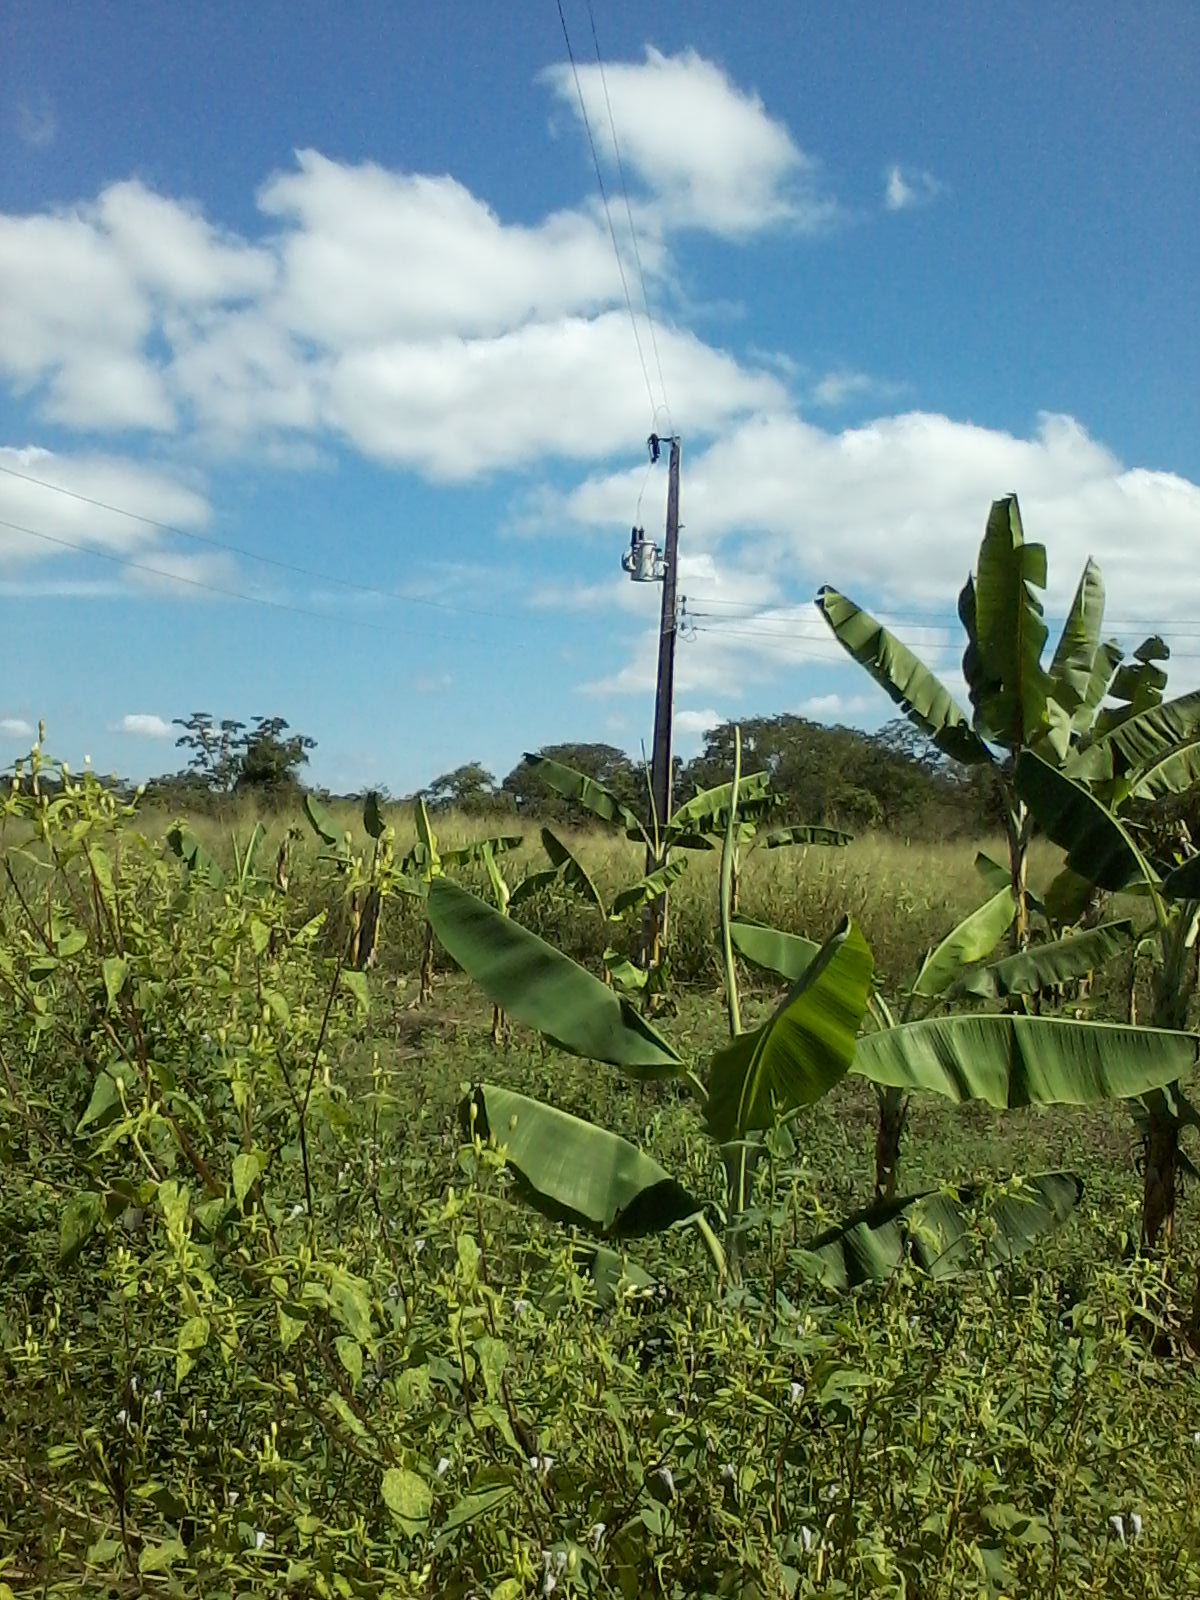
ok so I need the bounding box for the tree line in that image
[138,709,1003,840]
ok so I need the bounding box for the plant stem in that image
[719,725,743,1041]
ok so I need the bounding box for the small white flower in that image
[152,1387,163,1405]
[129,1375,138,1395]
[789,1381,802,1404]
[1108,1513,1126,1543]
[656,1465,675,1496]
[386,1281,400,1300]
[289,1203,304,1221]
[513,1297,530,1315]
[588,1521,606,1549]
[1129,1512,1143,1538]
[800,1525,815,1553]
[908,1314,920,1332]
[115,1407,129,1428]
[436,1455,450,1477]
[227,1490,239,1506]
[254,1529,267,1550]
[529,1453,555,1478]
[822,1484,838,1503]
[720,1463,735,1483]
[414,1237,426,1255]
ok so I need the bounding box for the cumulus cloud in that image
[0,446,211,566]
[0,716,34,737]
[114,713,173,738]
[809,368,904,409]
[543,47,836,238]
[674,706,723,736]
[884,164,945,212]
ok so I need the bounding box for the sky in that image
[1,2,1198,795]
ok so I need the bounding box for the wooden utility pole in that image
[643,435,681,965]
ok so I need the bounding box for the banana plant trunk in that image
[1003,791,1032,955]
[874,1086,908,1203]
[420,922,435,1005]
[1141,1108,1179,1252]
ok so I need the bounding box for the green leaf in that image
[707,918,873,1142]
[797,1172,1083,1289]
[176,1315,210,1383]
[335,1335,363,1388]
[428,879,683,1077]
[232,1150,266,1207]
[974,851,1010,894]
[86,1537,123,1565]
[666,772,771,837]
[363,790,386,839]
[237,819,267,884]
[508,866,562,909]
[76,1068,127,1133]
[414,797,440,873]
[853,1013,1197,1107]
[522,753,644,836]
[462,1083,701,1237]
[1044,866,1098,929]
[480,841,510,914]
[1087,687,1200,777]
[1014,750,1152,892]
[436,1473,518,1544]
[440,834,524,869]
[1127,736,1200,802]
[381,1467,433,1534]
[729,919,821,984]
[59,1190,104,1266]
[537,825,606,916]
[764,824,852,848]
[954,921,1134,1001]
[911,888,1016,999]
[303,792,340,845]
[609,860,687,920]
[166,825,226,889]
[248,917,271,955]
[970,495,1052,750]
[340,969,369,1013]
[816,586,992,766]
[473,1335,507,1399]
[138,1539,187,1575]
[1162,854,1200,901]
[1048,559,1105,715]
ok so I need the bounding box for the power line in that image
[554,0,658,422]
[0,460,516,625]
[688,619,1200,661]
[0,513,537,650]
[584,0,671,430]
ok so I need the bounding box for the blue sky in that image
[2,3,1197,794]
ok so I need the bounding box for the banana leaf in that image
[610,860,687,920]
[1048,559,1105,716]
[730,920,821,984]
[953,920,1133,1001]
[461,1084,701,1237]
[534,826,606,916]
[707,918,873,1142]
[796,1172,1083,1289]
[666,772,771,836]
[764,824,852,848]
[427,879,682,1076]
[1127,737,1200,802]
[853,1012,1197,1107]
[1014,750,1153,892]
[302,793,341,847]
[363,791,386,840]
[970,496,1055,754]
[815,586,992,767]
[1086,687,1200,775]
[910,887,1016,999]
[521,754,644,836]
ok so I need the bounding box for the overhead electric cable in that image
[554,0,658,422]
[584,0,671,429]
[0,461,515,625]
[0,514,537,650]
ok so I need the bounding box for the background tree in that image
[421,762,510,815]
[234,716,316,807]
[501,743,644,821]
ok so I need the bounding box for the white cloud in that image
[114,713,173,738]
[0,446,211,565]
[809,369,904,409]
[543,48,835,238]
[0,716,34,737]
[674,706,723,736]
[414,673,453,694]
[884,164,945,212]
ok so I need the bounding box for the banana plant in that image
[389,798,523,1003]
[508,823,688,994]
[734,884,1136,1200]
[424,739,1165,1299]
[817,495,1170,953]
[303,792,399,971]
[1014,748,1200,1260]
[518,753,844,965]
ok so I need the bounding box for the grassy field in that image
[3,786,1200,1597]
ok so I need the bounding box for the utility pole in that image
[643,434,681,965]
